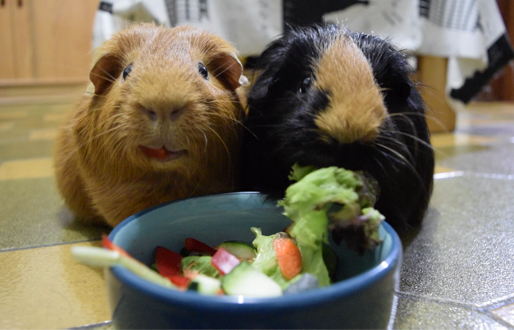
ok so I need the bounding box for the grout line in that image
[484,296,514,311]
[0,238,104,253]
[396,290,480,310]
[482,311,514,329]
[397,290,514,311]
[68,320,113,329]
[395,292,514,328]
[0,94,82,106]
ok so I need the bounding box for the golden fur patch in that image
[313,33,387,144]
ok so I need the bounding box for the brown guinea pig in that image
[54,23,246,227]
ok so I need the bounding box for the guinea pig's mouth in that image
[139,145,187,162]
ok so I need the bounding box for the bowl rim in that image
[108,192,402,309]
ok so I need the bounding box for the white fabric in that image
[92,0,511,106]
[92,0,282,56]
[324,0,510,107]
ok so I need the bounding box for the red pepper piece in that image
[184,238,217,256]
[167,275,191,288]
[155,246,182,277]
[211,248,240,275]
[102,234,132,258]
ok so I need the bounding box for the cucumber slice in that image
[215,241,256,260]
[191,274,221,295]
[283,273,319,294]
[221,261,282,297]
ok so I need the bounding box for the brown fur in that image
[54,23,246,227]
[314,33,387,144]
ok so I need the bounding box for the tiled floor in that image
[1,95,514,329]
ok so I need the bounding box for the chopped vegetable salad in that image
[72,164,385,297]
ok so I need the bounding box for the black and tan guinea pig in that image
[241,24,435,233]
[54,23,246,227]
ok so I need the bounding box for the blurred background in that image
[1,0,513,131]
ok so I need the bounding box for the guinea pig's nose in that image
[140,105,184,121]
[142,107,158,121]
[170,107,184,121]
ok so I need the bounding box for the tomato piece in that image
[273,237,302,280]
[155,246,182,277]
[167,275,191,287]
[211,248,240,275]
[184,238,217,256]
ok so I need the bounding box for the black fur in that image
[241,24,435,233]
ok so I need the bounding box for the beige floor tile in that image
[28,128,59,141]
[491,303,514,327]
[0,139,55,160]
[43,112,68,124]
[431,132,498,148]
[459,117,514,126]
[0,121,14,131]
[0,111,29,120]
[0,241,110,329]
[0,158,54,180]
[0,177,109,249]
[434,165,454,174]
[466,101,514,114]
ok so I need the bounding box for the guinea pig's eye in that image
[198,62,208,80]
[122,64,133,81]
[299,77,312,94]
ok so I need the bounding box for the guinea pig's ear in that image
[209,53,247,91]
[89,54,123,95]
[248,76,272,101]
[382,78,411,105]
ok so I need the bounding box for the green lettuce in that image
[278,163,384,287]
[250,227,279,276]
[182,256,220,278]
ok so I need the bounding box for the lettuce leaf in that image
[182,256,220,278]
[250,227,279,276]
[278,164,384,287]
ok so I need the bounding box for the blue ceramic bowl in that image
[106,192,402,329]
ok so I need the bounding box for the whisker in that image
[381,129,436,154]
[388,111,447,131]
[388,112,429,118]
[378,141,431,196]
[212,61,239,80]
[376,134,416,164]
[387,113,418,141]
[88,120,129,144]
[200,129,208,152]
[375,142,415,171]
[204,125,233,171]
[389,108,450,133]
[371,153,391,177]
[203,103,256,137]
[89,67,118,86]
